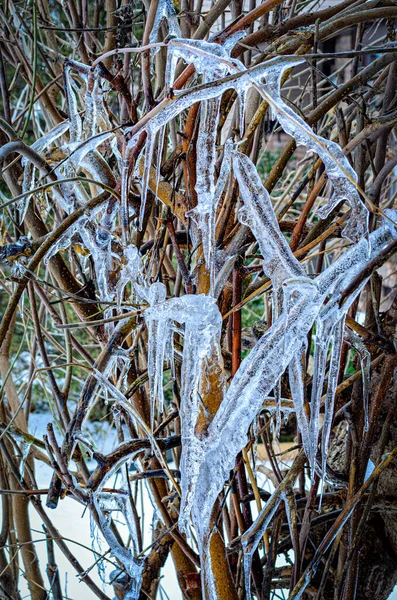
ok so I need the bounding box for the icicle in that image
[120,158,130,245]
[19,441,32,481]
[238,87,248,138]
[188,97,221,289]
[139,126,156,231]
[155,124,166,198]
[308,318,332,476]
[116,245,143,310]
[288,348,311,461]
[145,283,168,426]
[345,327,371,431]
[321,316,345,480]
[63,60,89,143]
[83,66,110,142]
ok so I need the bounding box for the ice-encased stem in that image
[309,318,331,475]
[93,456,145,599]
[250,57,369,243]
[289,347,311,460]
[233,150,304,285]
[149,0,181,45]
[141,285,224,534]
[241,496,282,600]
[321,317,345,479]
[186,218,397,545]
[139,126,156,230]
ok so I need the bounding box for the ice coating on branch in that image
[183,219,397,549]
[68,131,114,173]
[149,0,181,45]
[192,282,320,542]
[141,283,224,532]
[93,457,145,599]
[233,149,305,288]
[20,122,69,221]
[253,56,369,243]
[44,218,88,264]
[166,39,228,89]
[234,150,311,442]
[30,121,69,154]
[162,48,369,247]
[242,495,282,599]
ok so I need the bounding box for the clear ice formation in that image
[242,496,283,599]
[149,0,181,45]
[344,326,371,431]
[20,20,396,599]
[174,212,397,599]
[20,59,145,312]
[93,456,145,599]
[256,57,369,244]
[20,121,69,221]
[123,41,368,293]
[139,283,224,534]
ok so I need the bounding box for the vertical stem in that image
[21,0,37,138]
